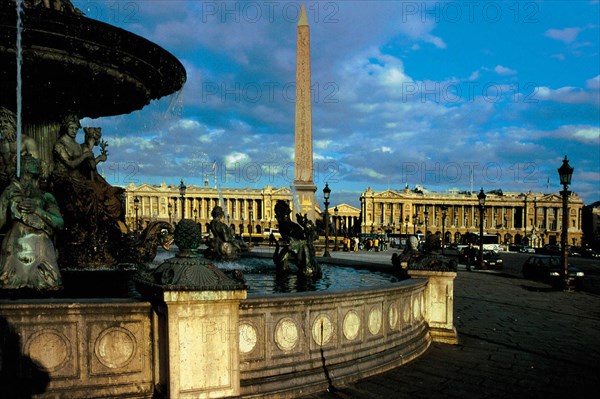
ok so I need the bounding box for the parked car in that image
[538,244,561,256]
[520,245,536,253]
[522,255,584,289]
[509,244,535,253]
[581,248,600,259]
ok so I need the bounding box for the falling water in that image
[15,0,24,177]
[290,184,302,215]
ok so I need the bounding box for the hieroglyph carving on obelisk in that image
[293,4,317,222]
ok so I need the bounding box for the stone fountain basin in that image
[0,254,455,398]
[0,4,185,121]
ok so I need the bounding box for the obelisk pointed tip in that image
[298,4,308,26]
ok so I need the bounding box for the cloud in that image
[534,86,598,104]
[587,75,600,90]
[81,1,599,205]
[544,27,582,44]
[494,65,517,76]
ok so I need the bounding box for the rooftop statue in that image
[0,153,64,290]
[273,200,321,278]
[204,206,244,261]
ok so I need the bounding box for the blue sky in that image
[78,0,599,208]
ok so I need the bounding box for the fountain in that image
[0,3,457,398]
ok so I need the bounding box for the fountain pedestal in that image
[154,289,246,399]
[136,219,247,398]
[408,270,458,344]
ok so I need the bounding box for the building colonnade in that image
[125,183,294,235]
[360,187,584,247]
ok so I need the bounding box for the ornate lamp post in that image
[334,206,339,251]
[193,208,198,223]
[441,205,448,254]
[424,208,429,239]
[240,217,245,242]
[178,179,187,221]
[323,183,331,257]
[478,188,487,269]
[249,209,254,237]
[404,217,409,238]
[558,156,574,290]
[133,196,140,238]
[168,202,173,225]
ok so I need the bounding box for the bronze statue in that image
[124,221,175,264]
[393,234,457,272]
[204,206,243,260]
[50,116,126,268]
[0,107,40,191]
[0,154,64,290]
[273,200,320,278]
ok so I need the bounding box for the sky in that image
[77,0,600,208]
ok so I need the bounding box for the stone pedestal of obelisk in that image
[293,5,318,222]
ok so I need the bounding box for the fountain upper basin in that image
[0,4,186,121]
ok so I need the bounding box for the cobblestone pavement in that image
[297,249,600,399]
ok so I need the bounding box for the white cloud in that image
[533,86,596,104]
[494,65,517,76]
[314,140,332,149]
[586,75,600,90]
[225,152,250,165]
[544,27,582,44]
[170,119,200,130]
[572,127,600,141]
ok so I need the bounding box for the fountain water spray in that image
[290,184,302,215]
[15,0,23,177]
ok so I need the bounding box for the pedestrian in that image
[465,243,473,271]
[269,232,275,246]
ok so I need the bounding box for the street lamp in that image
[413,215,418,235]
[168,202,173,225]
[441,205,448,254]
[478,188,487,269]
[179,179,187,221]
[193,208,198,223]
[404,217,409,238]
[558,156,574,290]
[323,183,331,257]
[424,208,429,239]
[133,196,140,238]
[334,206,339,251]
[249,209,254,242]
[240,217,245,242]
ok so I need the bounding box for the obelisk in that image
[293,4,317,222]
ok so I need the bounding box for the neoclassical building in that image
[124,182,362,237]
[360,187,584,247]
[125,182,296,235]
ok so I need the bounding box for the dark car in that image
[522,255,584,289]
[473,250,503,270]
[538,244,561,256]
[581,248,600,259]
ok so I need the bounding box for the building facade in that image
[360,187,584,247]
[124,182,296,235]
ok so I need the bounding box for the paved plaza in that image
[298,249,600,399]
